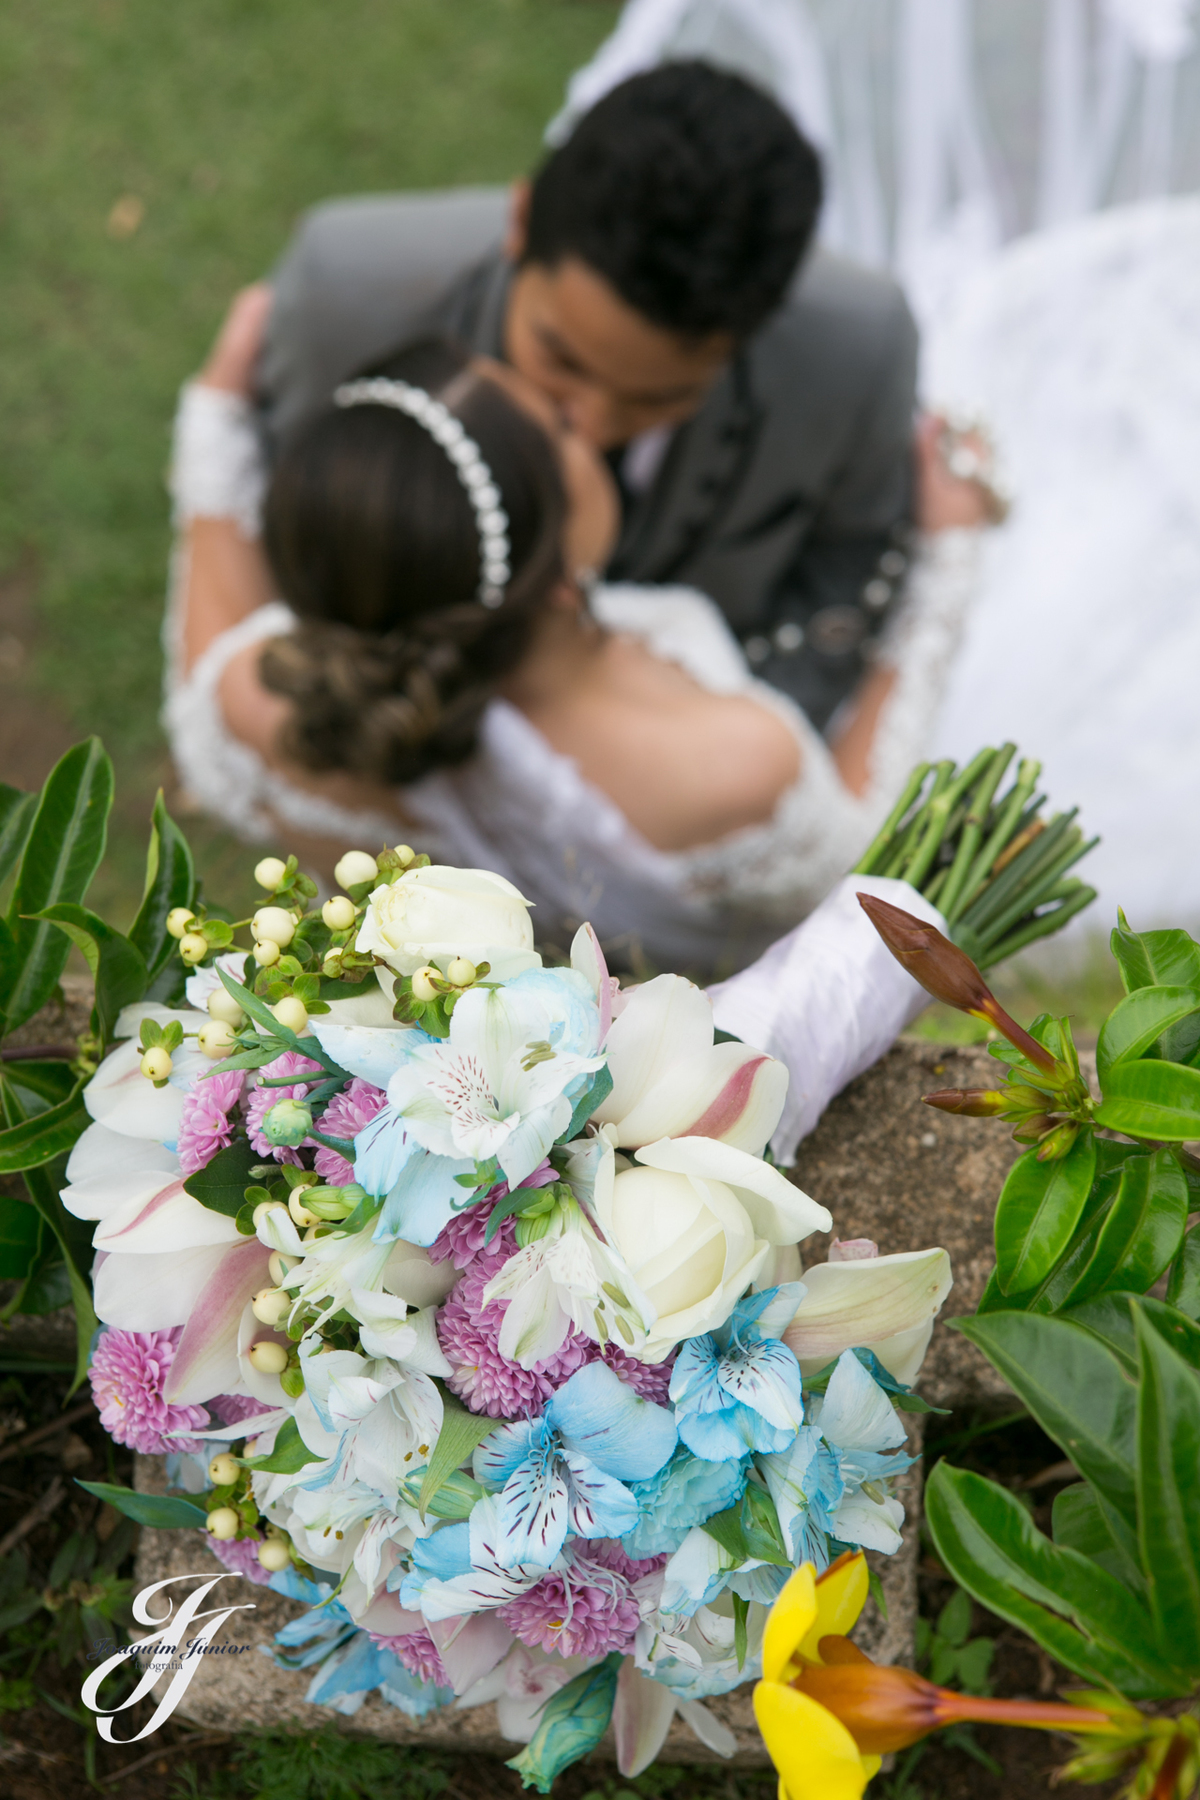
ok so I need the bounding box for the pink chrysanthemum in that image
[88,1327,210,1454]
[428,1162,555,1269]
[500,1541,660,1660]
[206,1532,274,1586]
[369,1626,449,1687]
[208,1391,273,1428]
[245,1052,323,1164]
[177,1071,245,1176]
[437,1234,595,1418]
[601,1343,675,1406]
[312,1078,387,1185]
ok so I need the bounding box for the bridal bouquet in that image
[72,845,953,1787]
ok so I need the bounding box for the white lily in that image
[781,1247,953,1386]
[81,1037,190,1144]
[590,974,787,1155]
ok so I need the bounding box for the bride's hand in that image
[197,283,273,396]
[915,413,1007,531]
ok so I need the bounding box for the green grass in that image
[0,0,619,921]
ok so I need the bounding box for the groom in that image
[258,62,917,734]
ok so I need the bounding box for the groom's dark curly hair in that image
[525,62,823,340]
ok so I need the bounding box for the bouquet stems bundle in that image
[852,744,1098,968]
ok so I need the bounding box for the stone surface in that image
[120,1035,1032,1763]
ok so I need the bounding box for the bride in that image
[167,287,987,975]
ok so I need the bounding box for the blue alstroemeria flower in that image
[272,1587,452,1718]
[397,1497,551,1620]
[760,1351,914,1564]
[621,1447,747,1560]
[669,1283,805,1461]
[347,967,604,1247]
[472,1362,677,1569]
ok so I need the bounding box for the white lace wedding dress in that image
[164,385,978,974]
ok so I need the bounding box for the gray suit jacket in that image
[259,188,918,731]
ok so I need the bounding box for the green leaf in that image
[1110,915,1200,995]
[418,1389,507,1521]
[1095,1059,1200,1140]
[951,1311,1139,1557]
[0,785,37,890]
[1096,985,1200,1079]
[2,1059,78,1109]
[22,1162,97,1394]
[32,903,147,1045]
[702,1484,790,1568]
[182,1137,262,1217]
[1,739,114,1034]
[1051,1482,1143,1590]
[0,1195,42,1280]
[0,1089,89,1173]
[1134,1304,1200,1671]
[242,1416,320,1475]
[994,1133,1096,1295]
[1166,1225,1200,1320]
[15,1256,73,1316]
[1060,1149,1188,1307]
[924,1462,1181,1699]
[937,1586,972,1649]
[74,1480,208,1530]
[560,1064,613,1146]
[128,791,195,985]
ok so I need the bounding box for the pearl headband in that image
[333,377,512,608]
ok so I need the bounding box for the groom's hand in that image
[198,283,273,396]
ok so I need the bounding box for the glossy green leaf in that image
[952,1311,1138,1555]
[419,1389,507,1521]
[128,791,195,984]
[0,1194,42,1280]
[1067,1291,1200,1377]
[994,1133,1096,1295]
[0,1089,89,1173]
[74,1480,207,1530]
[1110,915,1200,995]
[21,1161,97,1393]
[1051,1483,1143,1590]
[2,1059,78,1109]
[1166,1225,1200,1321]
[925,1463,1180,1698]
[1060,1149,1188,1307]
[182,1137,262,1217]
[1,739,114,1033]
[32,903,147,1045]
[0,785,37,890]
[1096,985,1200,1079]
[1134,1305,1200,1671]
[242,1416,320,1475]
[15,1256,72,1316]
[1095,1059,1200,1140]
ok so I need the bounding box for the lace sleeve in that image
[169,382,266,538]
[864,527,982,802]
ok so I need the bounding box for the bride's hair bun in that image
[259,337,566,784]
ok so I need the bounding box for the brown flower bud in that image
[924,1087,1009,1117]
[856,894,1058,1073]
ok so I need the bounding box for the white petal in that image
[92,1243,232,1330]
[609,1044,787,1156]
[593,976,714,1126]
[65,1121,178,1187]
[83,1039,186,1143]
[634,1136,830,1245]
[92,1175,240,1254]
[783,1249,953,1370]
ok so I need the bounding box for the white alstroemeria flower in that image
[636,1595,766,1700]
[348,1292,451,1374]
[385,970,604,1190]
[480,1198,655,1368]
[580,1133,830,1361]
[259,1210,455,1353]
[357,863,541,985]
[781,1247,953,1386]
[590,974,787,1156]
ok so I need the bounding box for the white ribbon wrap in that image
[707,875,946,1167]
[169,381,266,539]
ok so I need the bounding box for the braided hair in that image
[260,338,567,784]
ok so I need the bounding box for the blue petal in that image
[372,1144,480,1246]
[494,1435,570,1568]
[623,1449,747,1559]
[473,1419,537,1490]
[378,1655,454,1718]
[716,1337,804,1435]
[547,1361,677,1481]
[502,967,601,1058]
[310,1018,433,1088]
[408,1521,472,1582]
[303,1629,389,1704]
[814,1351,908,1455]
[668,1335,724,1413]
[677,1404,763,1462]
[559,1449,639,1540]
[353,1107,419,1198]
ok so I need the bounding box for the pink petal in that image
[164,1238,272,1404]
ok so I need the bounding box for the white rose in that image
[589,1134,832,1361]
[355,865,540,984]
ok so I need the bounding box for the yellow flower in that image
[754,1553,881,1800]
[754,1551,1115,1799]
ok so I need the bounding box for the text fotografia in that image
[81,1573,256,1742]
